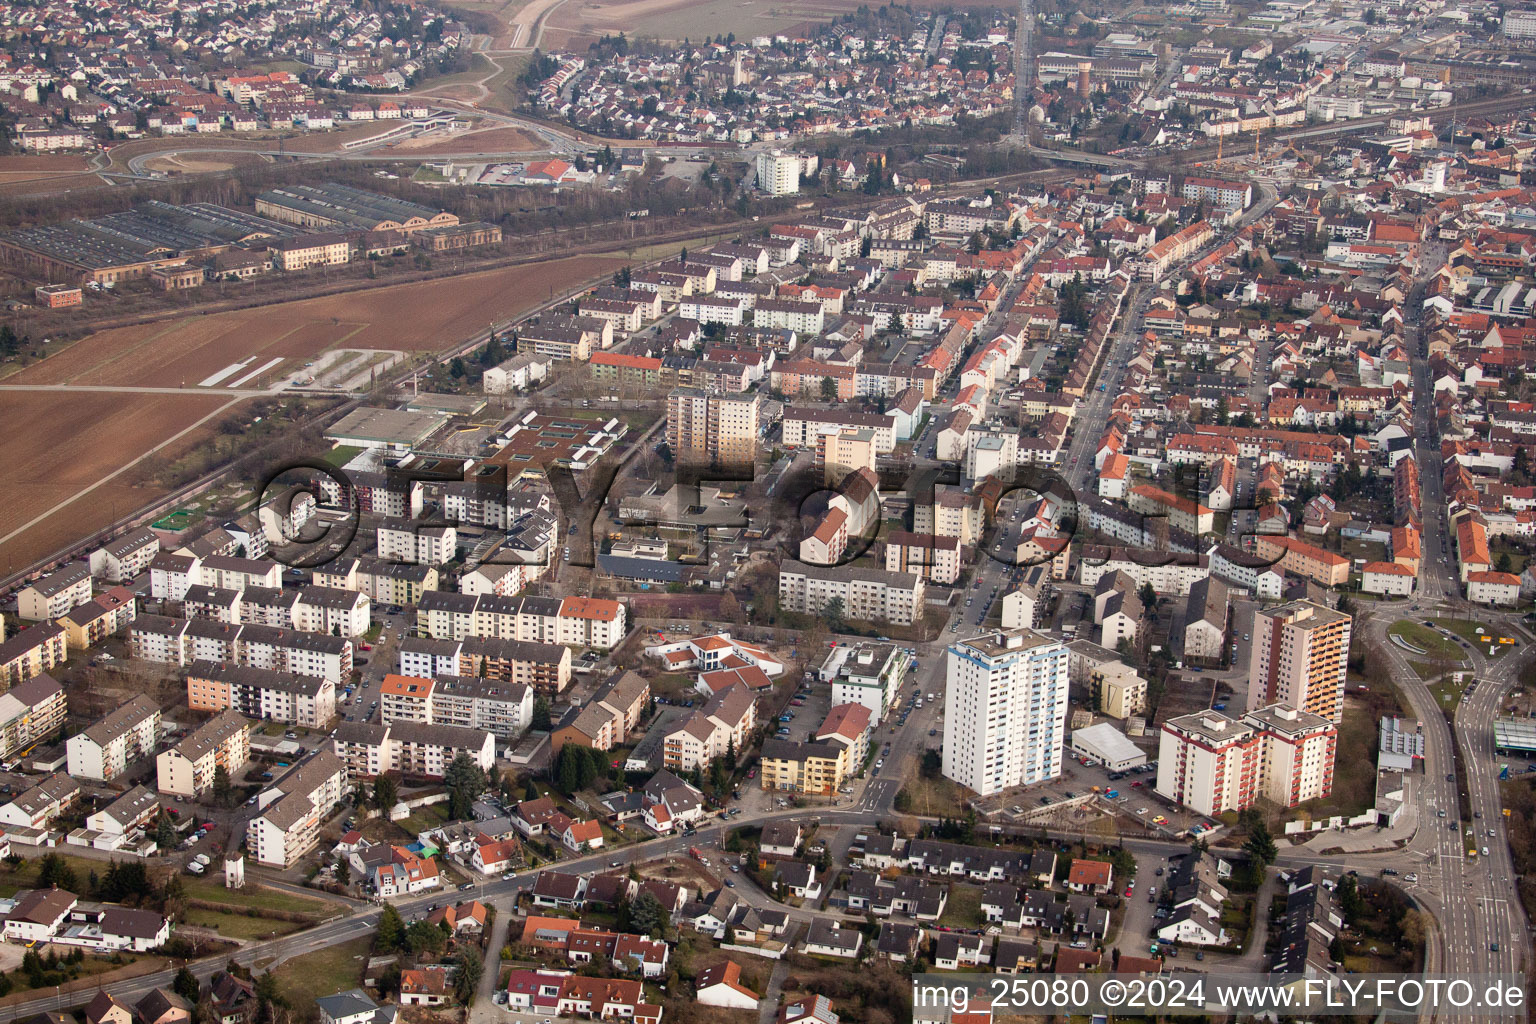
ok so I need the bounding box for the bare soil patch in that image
[0,391,234,568]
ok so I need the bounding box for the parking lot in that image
[979,754,1216,840]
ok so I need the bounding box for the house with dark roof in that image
[773,861,822,901]
[135,988,193,1024]
[531,870,587,909]
[875,920,923,962]
[803,918,863,958]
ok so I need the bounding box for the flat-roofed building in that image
[667,388,761,467]
[1248,600,1351,723]
[1157,704,1336,815]
[942,629,1069,796]
[324,407,447,452]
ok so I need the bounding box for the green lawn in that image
[940,883,986,929]
[183,877,335,915]
[1290,704,1378,820]
[268,936,373,1008]
[182,907,309,941]
[399,801,451,836]
[1388,621,1464,660]
[1428,673,1473,712]
[1432,618,1510,658]
[322,445,364,467]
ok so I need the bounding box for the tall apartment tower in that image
[755,150,802,196]
[1247,600,1351,723]
[666,387,761,466]
[941,628,1068,796]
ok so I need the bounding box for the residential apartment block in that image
[398,635,572,696]
[816,642,906,725]
[332,720,496,779]
[130,616,353,684]
[759,729,862,796]
[56,587,138,649]
[778,560,925,626]
[942,629,1069,797]
[246,751,347,868]
[155,709,251,798]
[414,593,627,650]
[666,388,761,466]
[185,661,336,728]
[1156,704,1337,816]
[66,695,161,782]
[662,683,757,773]
[0,674,66,762]
[1248,600,1351,723]
[377,519,458,566]
[0,622,68,690]
[89,529,160,583]
[379,673,535,738]
[17,563,93,621]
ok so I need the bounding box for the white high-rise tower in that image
[942,628,1068,796]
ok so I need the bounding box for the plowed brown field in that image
[0,392,235,570]
[12,253,627,387]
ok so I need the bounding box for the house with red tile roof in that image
[561,818,604,853]
[1066,858,1114,893]
[696,959,759,1009]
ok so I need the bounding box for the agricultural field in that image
[380,124,542,155]
[0,153,104,197]
[0,251,628,572]
[546,0,1003,45]
[0,391,236,570]
[10,252,628,389]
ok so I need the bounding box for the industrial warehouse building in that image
[0,201,294,285]
[254,184,459,235]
